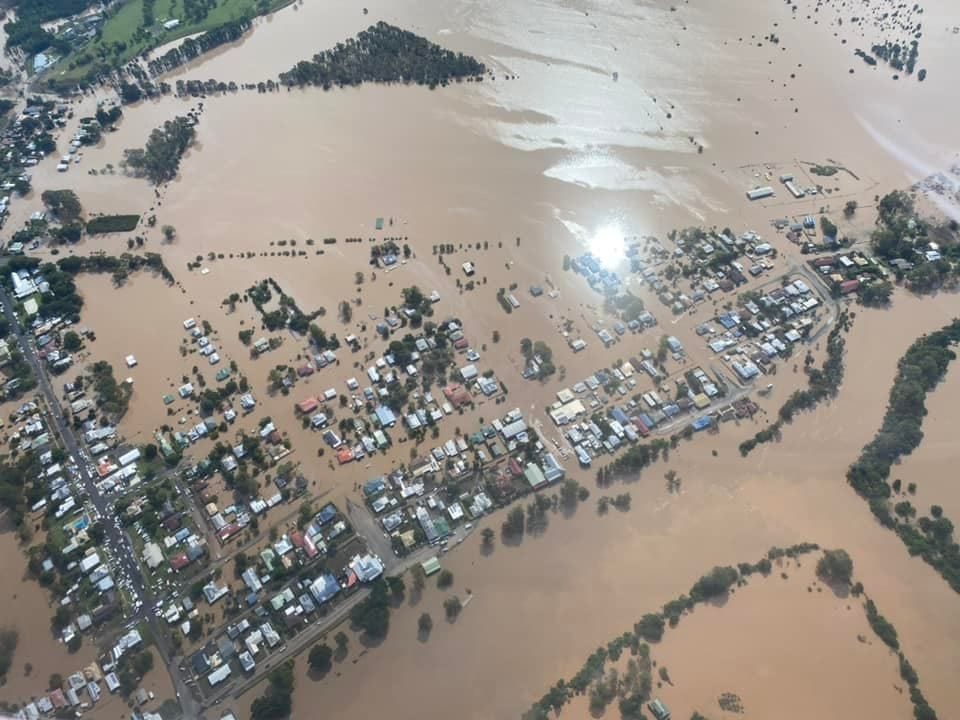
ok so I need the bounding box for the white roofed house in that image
[349,553,384,583]
[79,551,101,573]
[118,448,141,466]
[142,542,163,570]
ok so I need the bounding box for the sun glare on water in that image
[587,223,627,269]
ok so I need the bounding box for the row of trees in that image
[0,628,18,679]
[740,311,851,456]
[846,318,960,593]
[147,19,253,76]
[522,545,821,720]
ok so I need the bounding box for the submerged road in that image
[0,285,204,719]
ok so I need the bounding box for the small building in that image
[207,665,231,687]
[647,699,671,720]
[541,453,565,483]
[524,463,548,490]
[104,673,120,693]
[297,397,319,414]
[348,553,384,583]
[142,542,163,570]
[746,186,774,201]
[421,556,441,576]
[374,405,396,428]
[309,574,340,605]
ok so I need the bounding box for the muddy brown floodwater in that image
[0,516,97,704]
[4,0,960,715]
[222,294,960,720]
[559,560,913,720]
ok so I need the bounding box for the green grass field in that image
[53,0,292,83]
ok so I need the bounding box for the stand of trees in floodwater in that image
[122,115,196,185]
[278,22,486,90]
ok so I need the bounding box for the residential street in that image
[0,282,204,720]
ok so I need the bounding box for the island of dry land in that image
[0,0,958,719]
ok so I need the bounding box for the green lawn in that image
[54,0,292,83]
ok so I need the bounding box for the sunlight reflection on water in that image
[587,222,627,269]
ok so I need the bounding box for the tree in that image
[339,300,353,323]
[62,330,82,352]
[162,224,177,242]
[251,661,295,720]
[334,632,348,651]
[820,215,837,238]
[502,505,525,537]
[308,643,333,672]
[0,628,20,678]
[817,548,853,584]
[52,606,71,631]
[411,564,426,592]
[41,190,83,224]
[560,479,580,506]
[418,612,433,634]
[656,335,670,364]
[689,566,738,601]
[387,575,406,600]
[860,281,893,307]
[844,200,858,217]
[120,82,143,104]
[481,527,495,549]
[132,650,154,676]
[520,337,533,358]
[437,569,454,589]
[297,501,314,529]
[349,579,391,638]
[443,596,462,620]
[634,613,665,642]
[48,673,63,690]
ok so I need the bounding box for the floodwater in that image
[4,0,960,715]
[561,560,913,720]
[890,357,960,523]
[0,514,97,704]
[222,293,960,720]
